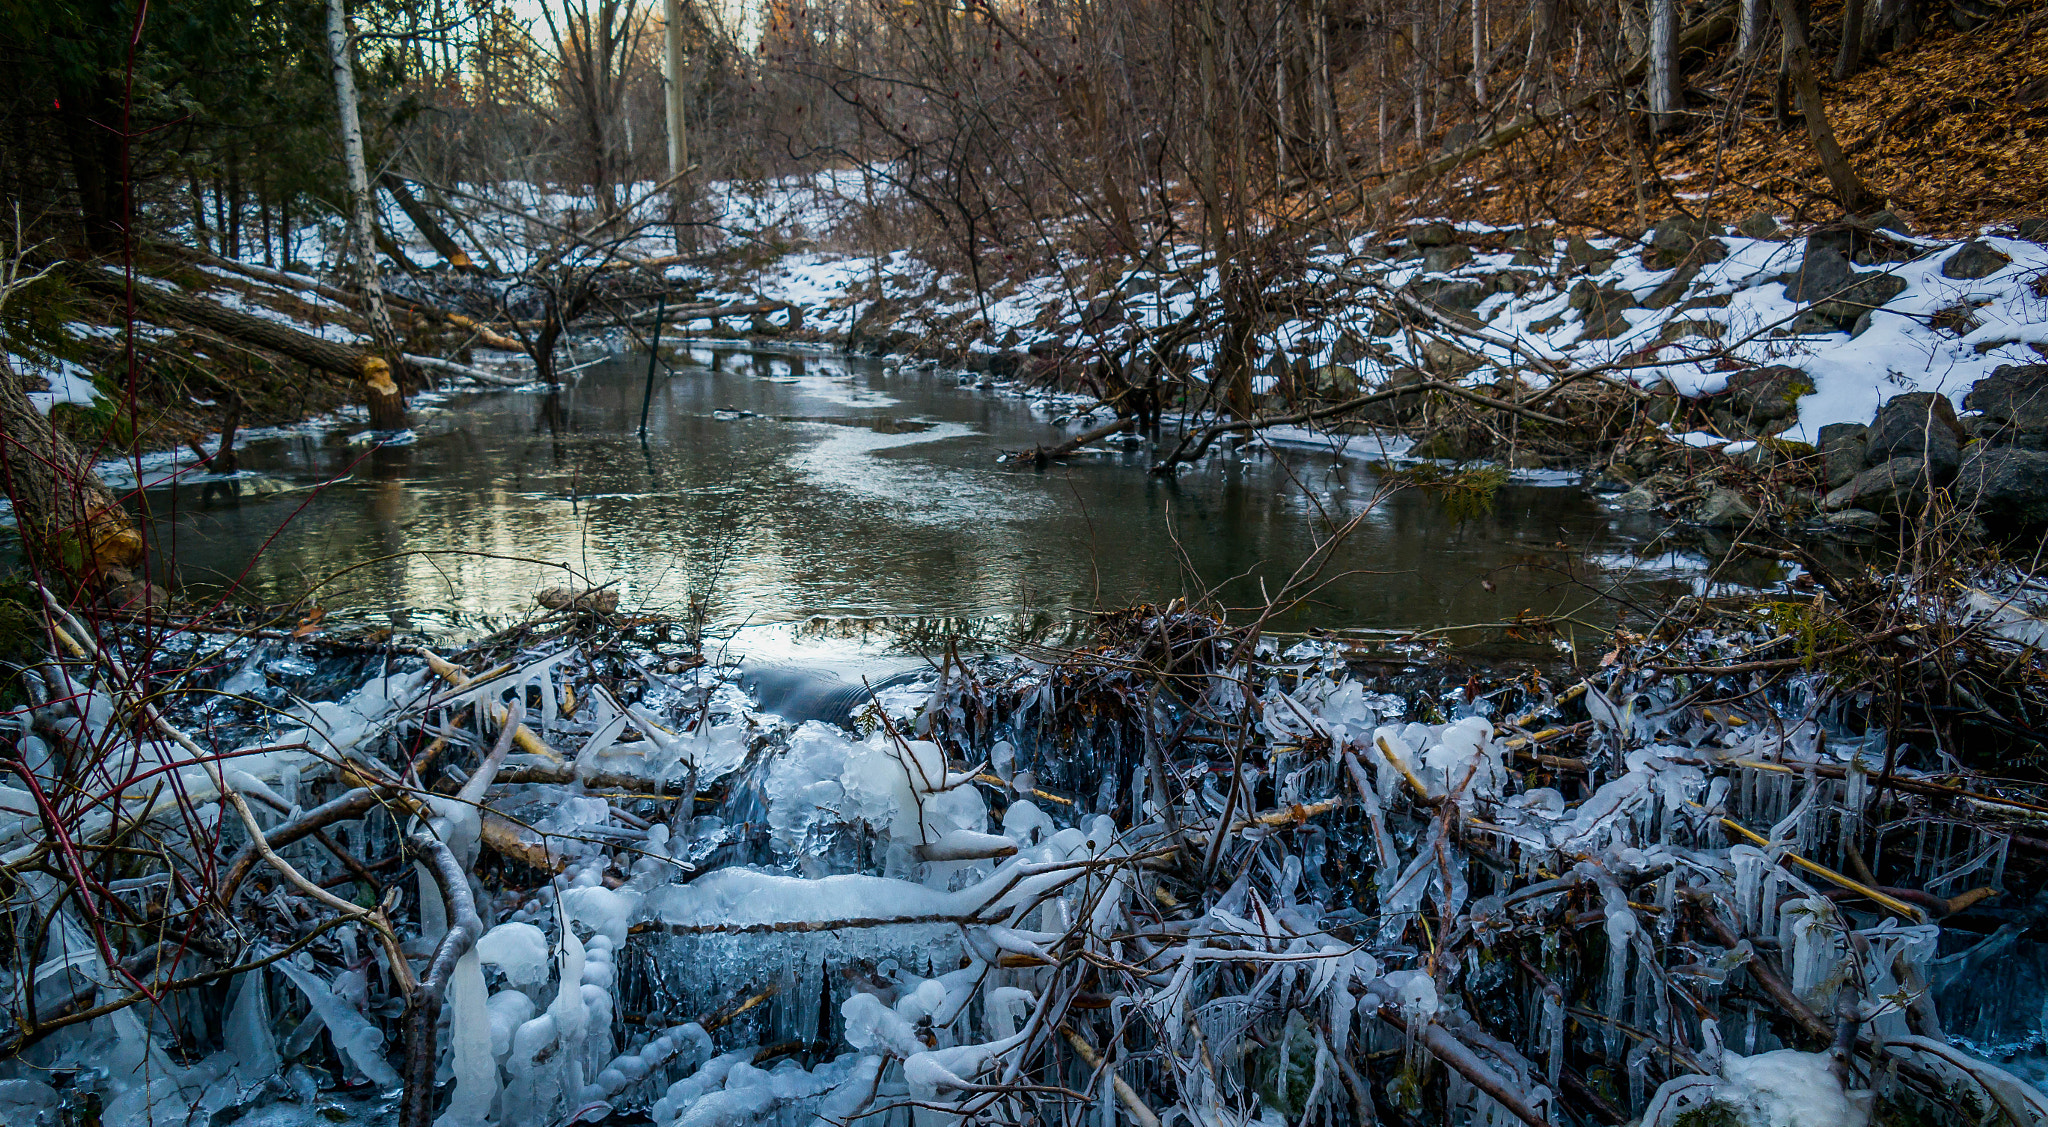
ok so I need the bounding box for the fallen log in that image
[380,171,489,274]
[599,300,802,332]
[403,353,536,388]
[175,248,527,353]
[78,267,365,381]
[1148,378,1571,474]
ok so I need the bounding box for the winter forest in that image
[1,0,2047,1126]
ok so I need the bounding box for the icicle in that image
[436,951,496,1127]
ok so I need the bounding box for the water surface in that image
[140,344,1743,654]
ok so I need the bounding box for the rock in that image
[1822,508,1885,535]
[1409,222,1459,247]
[1569,280,1638,339]
[1712,365,1814,437]
[1422,244,1474,273]
[1824,457,1931,513]
[1658,317,1727,345]
[1419,337,1484,378]
[1807,219,1917,265]
[1819,273,1908,327]
[1406,279,1491,319]
[1963,364,2048,447]
[1732,437,1814,470]
[1782,243,1859,303]
[1615,486,1660,511]
[1817,422,1869,488]
[1408,427,1489,461]
[1508,449,1545,469]
[537,586,621,614]
[1691,487,1758,528]
[1942,239,2013,281]
[2017,217,2048,243]
[1782,488,1823,516]
[1737,212,1781,240]
[1955,446,2048,529]
[1857,209,1910,236]
[1307,364,1359,398]
[1330,332,1375,365]
[1867,392,1964,481]
[1563,235,1614,273]
[1510,249,1547,267]
[1642,214,1727,270]
[1358,367,1428,425]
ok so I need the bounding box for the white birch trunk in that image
[326,0,406,429]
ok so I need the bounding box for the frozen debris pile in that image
[6,585,2048,1126]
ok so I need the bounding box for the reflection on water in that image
[138,345,1751,645]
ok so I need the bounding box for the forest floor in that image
[1353,0,2048,236]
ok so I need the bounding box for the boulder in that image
[1817,422,1869,488]
[1419,337,1484,378]
[1422,244,1474,273]
[1691,487,1758,528]
[1963,364,2048,447]
[1406,279,1491,320]
[1563,235,1614,273]
[1821,508,1885,536]
[2017,218,2048,243]
[1408,426,1490,461]
[1941,240,2013,281]
[1807,271,1908,328]
[1642,214,1728,270]
[1330,331,1376,365]
[1867,392,1964,481]
[1807,218,1917,264]
[1409,222,1460,247]
[1569,280,1638,339]
[1737,212,1781,240]
[1307,364,1359,398]
[1358,367,1428,425]
[1782,243,1859,303]
[1711,365,1814,437]
[1955,445,2048,529]
[1658,317,1727,345]
[1824,457,1931,513]
[1615,486,1660,511]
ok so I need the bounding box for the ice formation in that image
[6,596,2048,1127]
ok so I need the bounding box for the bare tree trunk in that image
[1768,0,1873,210]
[1834,0,1866,77]
[1275,9,1290,184]
[0,358,141,583]
[1737,0,1764,57]
[1471,0,1488,103]
[1310,0,1340,171]
[663,0,691,253]
[1648,0,1679,132]
[1522,0,1555,101]
[326,0,408,431]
